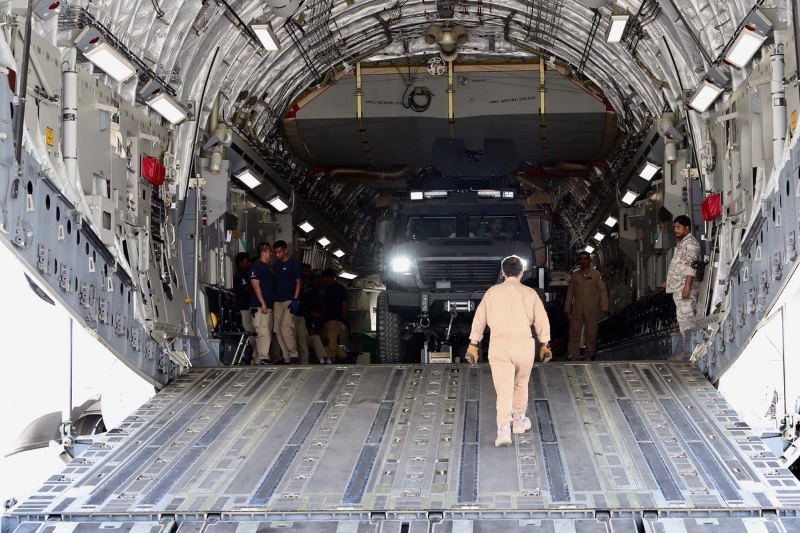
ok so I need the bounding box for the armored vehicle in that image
[375,183,550,363]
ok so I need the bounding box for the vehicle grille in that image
[417,260,500,286]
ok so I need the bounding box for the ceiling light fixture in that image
[146,92,189,125]
[338,271,357,280]
[724,9,772,69]
[267,195,289,212]
[84,42,137,82]
[688,67,728,113]
[234,168,262,189]
[593,231,606,242]
[252,23,281,52]
[298,221,314,233]
[585,245,596,254]
[606,3,629,43]
[604,215,618,227]
[317,236,331,247]
[639,161,661,181]
[621,189,638,205]
[333,249,346,258]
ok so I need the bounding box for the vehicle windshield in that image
[403,216,458,240]
[468,215,522,240]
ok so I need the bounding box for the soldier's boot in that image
[495,424,512,447]
[512,413,531,434]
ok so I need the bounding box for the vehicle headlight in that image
[391,256,413,273]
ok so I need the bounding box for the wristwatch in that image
[469,342,479,347]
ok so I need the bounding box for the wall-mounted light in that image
[621,189,638,205]
[267,195,289,212]
[84,42,137,83]
[410,191,423,200]
[606,3,629,43]
[639,161,661,181]
[724,9,772,69]
[317,236,331,247]
[333,249,346,258]
[593,231,606,242]
[146,92,189,124]
[298,221,314,233]
[252,23,281,52]
[585,244,596,254]
[688,67,728,113]
[338,271,357,280]
[234,168,262,189]
[604,215,618,227]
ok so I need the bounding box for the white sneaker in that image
[495,424,512,447]
[512,413,531,434]
[324,358,333,365]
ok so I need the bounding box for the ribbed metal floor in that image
[4,363,800,531]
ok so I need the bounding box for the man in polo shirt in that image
[273,240,302,364]
[249,242,275,365]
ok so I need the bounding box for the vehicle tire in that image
[377,291,403,364]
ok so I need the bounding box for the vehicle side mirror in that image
[539,216,553,245]
[376,216,393,246]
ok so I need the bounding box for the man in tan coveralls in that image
[565,251,609,361]
[466,256,552,447]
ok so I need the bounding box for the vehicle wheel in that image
[377,292,403,364]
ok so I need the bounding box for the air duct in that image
[425,24,468,62]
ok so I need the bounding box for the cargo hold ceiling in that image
[60,0,776,173]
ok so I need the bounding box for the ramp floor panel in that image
[5,363,800,519]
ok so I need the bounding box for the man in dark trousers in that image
[233,252,254,360]
[467,256,552,447]
[249,243,275,365]
[321,268,349,362]
[273,240,302,364]
[564,251,609,361]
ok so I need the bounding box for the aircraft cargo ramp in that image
[3,363,800,533]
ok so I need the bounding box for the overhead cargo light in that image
[338,271,357,280]
[146,92,189,125]
[604,215,618,227]
[298,221,314,233]
[639,161,661,181]
[593,231,606,242]
[267,195,289,212]
[606,14,629,43]
[688,67,728,113]
[252,23,281,52]
[606,3,629,43]
[585,244,596,254]
[724,9,772,69]
[317,236,331,247]
[84,42,137,83]
[410,191,424,200]
[234,168,262,189]
[333,249,346,258]
[621,189,638,205]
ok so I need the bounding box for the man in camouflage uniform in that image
[663,215,701,360]
[564,251,609,361]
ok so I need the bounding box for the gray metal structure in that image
[4,363,800,533]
